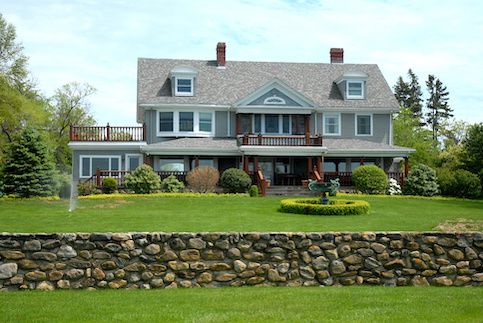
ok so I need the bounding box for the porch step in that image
[266,186,317,196]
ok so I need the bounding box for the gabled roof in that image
[137,59,399,122]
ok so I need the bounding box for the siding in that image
[215,111,229,137]
[321,113,390,144]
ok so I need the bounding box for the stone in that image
[79,250,92,259]
[18,259,39,270]
[168,261,189,271]
[101,261,117,270]
[32,252,57,261]
[312,256,329,270]
[179,280,192,288]
[243,252,265,261]
[267,247,284,254]
[104,243,122,253]
[330,260,346,275]
[350,241,370,249]
[142,244,160,255]
[148,264,167,272]
[411,276,430,286]
[0,240,20,248]
[471,273,483,282]
[150,278,164,288]
[65,269,85,280]
[141,271,154,281]
[278,263,290,274]
[124,262,147,272]
[437,237,457,247]
[320,242,336,250]
[163,272,176,283]
[448,249,465,261]
[337,244,351,257]
[56,280,70,289]
[255,264,270,276]
[37,281,55,291]
[169,238,186,250]
[384,259,406,269]
[23,240,41,251]
[316,270,330,280]
[112,233,131,241]
[197,272,213,283]
[433,244,445,255]
[0,263,18,279]
[465,247,478,260]
[308,245,323,256]
[166,282,178,289]
[301,252,312,264]
[364,257,381,270]
[210,263,231,271]
[215,273,237,282]
[215,239,230,250]
[188,238,207,249]
[357,248,375,257]
[454,276,472,286]
[247,262,260,270]
[159,250,178,261]
[42,240,61,249]
[127,273,141,283]
[389,240,404,250]
[339,278,356,285]
[381,271,394,278]
[436,258,450,266]
[432,276,453,286]
[246,276,265,285]
[48,271,64,281]
[0,250,25,260]
[237,241,252,252]
[93,251,111,259]
[227,248,241,259]
[299,266,316,280]
[324,249,339,260]
[179,249,201,261]
[366,278,381,285]
[423,236,438,244]
[421,270,437,277]
[92,268,106,280]
[202,249,224,260]
[268,269,286,282]
[343,254,363,265]
[121,240,135,251]
[90,233,112,241]
[25,271,47,281]
[440,265,457,275]
[456,261,469,269]
[239,270,256,278]
[108,280,127,289]
[362,232,376,241]
[188,262,207,271]
[57,245,77,258]
[234,260,247,273]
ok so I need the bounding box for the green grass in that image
[0,195,482,232]
[0,287,482,322]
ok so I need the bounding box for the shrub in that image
[280,198,369,216]
[402,164,439,197]
[124,164,160,194]
[352,165,388,194]
[186,167,219,193]
[54,172,71,198]
[220,168,252,193]
[387,178,402,195]
[438,169,481,199]
[102,177,117,194]
[160,175,185,193]
[249,185,259,197]
[77,182,101,196]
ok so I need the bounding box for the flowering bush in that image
[387,178,402,195]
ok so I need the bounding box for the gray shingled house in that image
[69,43,414,193]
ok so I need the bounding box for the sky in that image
[2,0,483,125]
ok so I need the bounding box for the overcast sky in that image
[3,0,482,125]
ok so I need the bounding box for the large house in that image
[69,43,414,192]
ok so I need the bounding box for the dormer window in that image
[263,95,286,105]
[347,81,364,99]
[176,78,193,96]
[170,65,198,97]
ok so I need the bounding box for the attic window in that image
[347,81,364,99]
[263,95,286,105]
[175,78,193,96]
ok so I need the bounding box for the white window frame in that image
[346,81,364,99]
[323,113,341,136]
[355,113,373,136]
[79,155,122,178]
[174,77,194,96]
[252,114,292,135]
[156,110,215,137]
[126,154,143,172]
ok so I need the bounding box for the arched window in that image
[263,95,286,105]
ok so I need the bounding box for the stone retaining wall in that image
[0,232,482,291]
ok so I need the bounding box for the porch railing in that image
[239,134,323,146]
[70,124,145,142]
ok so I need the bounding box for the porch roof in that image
[141,138,240,156]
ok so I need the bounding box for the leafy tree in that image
[1,127,56,197]
[461,123,483,175]
[47,82,96,170]
[393,69,423,121]
[393,107,439,167]
[425,75,452,142]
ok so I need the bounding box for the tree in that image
[393,69,423,121]
[461,123,483,175]
[425,75,452,142]
[393,107,439,167]
[47,82,96,170]
[1,127,56,197]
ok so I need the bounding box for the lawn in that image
[0,195,482,232]
[1,287,482,322]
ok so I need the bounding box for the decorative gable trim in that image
[235,78,316,108]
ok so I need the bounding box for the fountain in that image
[308,178,340,204]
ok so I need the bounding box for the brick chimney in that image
[330,48,344,63]
[216,42,226,67]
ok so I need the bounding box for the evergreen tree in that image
[425,75,452,142]
[393,69,423,121]
[461,123,483,175]
[1,127,56,197]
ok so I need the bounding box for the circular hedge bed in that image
[280,198,369,216]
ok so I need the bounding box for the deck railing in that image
[239,134,323,146]
[70,124,145,142]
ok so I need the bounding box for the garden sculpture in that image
[308,178,340,205]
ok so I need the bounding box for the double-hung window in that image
[356,114,372,136]
[175,78,193,96]
[323,113,340,136]
[159,112,174,132]
[347,81,364,99]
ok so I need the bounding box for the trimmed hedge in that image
[249,185,259,197]
[79,192,249,199]
[280,198,369,216]
[220,168,252,193]
[352,165,388,194]
[102,177,117,194]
